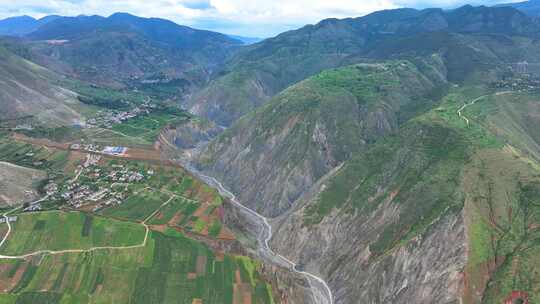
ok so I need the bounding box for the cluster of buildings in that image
[70,144,128,157]
[0,216,17,223]
[70,143,101,153]
[491,76,540,91]
[61,184,94,208]
[59,161,150,211]
[85,100,156,129]
[107,164,146,182]
[102,146,127,156]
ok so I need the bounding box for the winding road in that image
[181,162,334,304]
[457,91,512,126]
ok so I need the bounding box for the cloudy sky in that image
[0,0,523,37]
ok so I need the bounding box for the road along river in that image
[180,162,333,304]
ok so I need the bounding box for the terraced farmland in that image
[0,229,274,304]
[0,134,275,303]
[0,212,145,256]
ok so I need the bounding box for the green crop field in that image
[0,131,274,303]
[101,190,170,222]
[0,212,145,256]
[0,231,274,304]
[0,137,69,174]
[111,112,187,144]
[147,197,199,226]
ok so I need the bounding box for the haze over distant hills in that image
[0,13,243,90]
[0,15,60,36]
[496,0,540,15]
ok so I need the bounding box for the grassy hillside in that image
[197,60,447,216]
[293,85,540,303]
[187,5,540,126]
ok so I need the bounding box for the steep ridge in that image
[187,5,540,126]
[271,88,540,303]
[184,6,540,303]
[273,116,469,304]
[23,13,242,89]
[196,59,448,216]
[496,0,540,16]
[0,41,89,127]
[0,15,60,36]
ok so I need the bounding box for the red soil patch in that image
[0,264,13,292]
[168,212,183,226]
[235,270,242,284]
[504,291,529,304]
[123,148,161,161]
[389,189,400,202]
[65,151,86,173]
[193,205,208,218]
[215,252,225,262]
[216,206,224,221]
[200,226,210,237]
[5,262,29,292]
[217,227,236,241]
[233,270,252,304]
[95,284,103,294]
[154,212,164,220]
[242,291,252,304]
[191,299,203,304]
[187,273,197,280]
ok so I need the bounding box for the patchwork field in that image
[0,212,145,257]
[102,190,170,222]
[0,227,273,304]
[111,112,186,145]
[0,132,275,303]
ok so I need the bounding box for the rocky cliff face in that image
[272,200,465,304]
[160,118,222,150]
[266,117,470,304]
[195,60,447,216]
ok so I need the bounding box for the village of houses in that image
[85,99,156,129]
[13,99,157,131]
[24,149,155,214]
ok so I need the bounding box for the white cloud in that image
[0,0,526,37]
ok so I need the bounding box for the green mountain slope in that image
[187,5,540,126]
[271,86,540,304]
[196,59,447,215]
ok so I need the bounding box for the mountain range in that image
[1,13,242,91]
[497,0,540,16]
[2,2,540,304]
[186,4,540,303]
